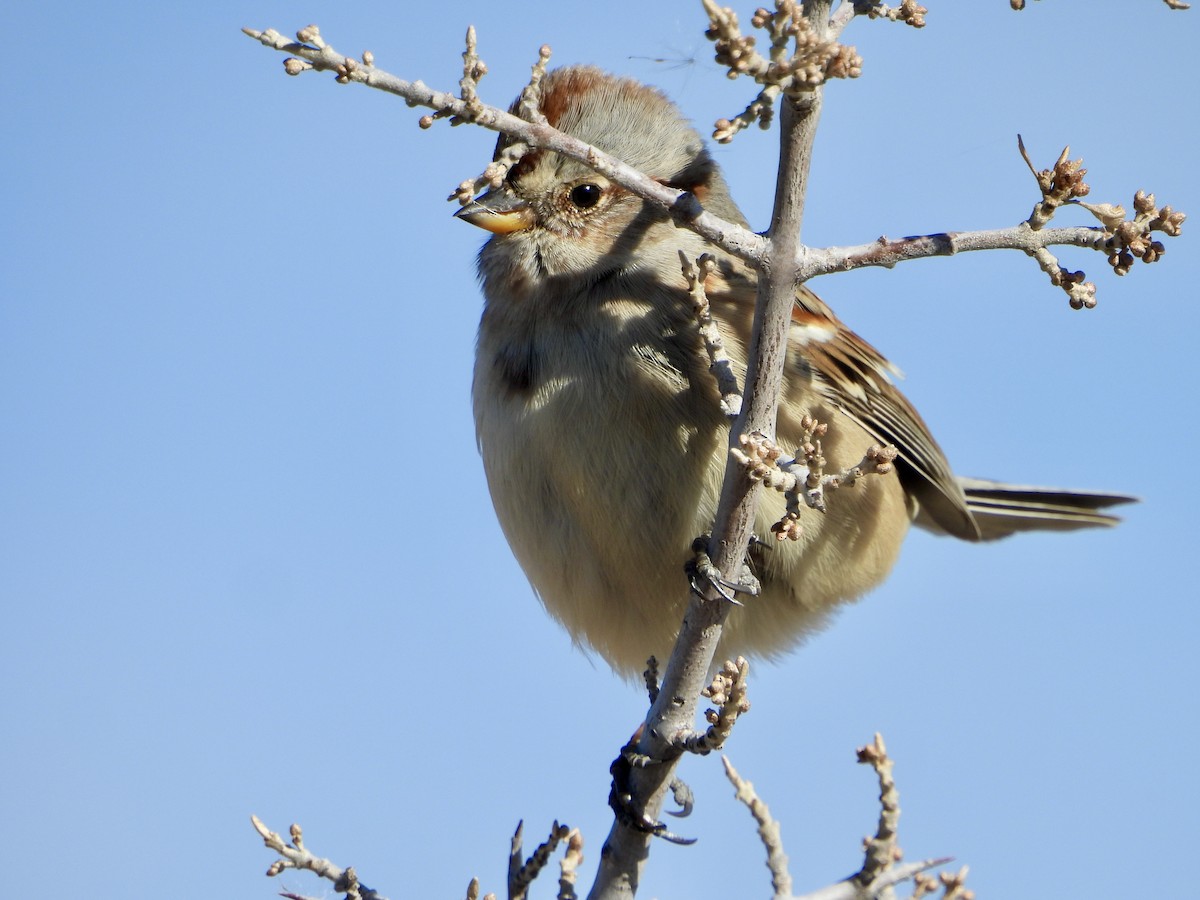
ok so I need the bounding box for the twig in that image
[510,820,572,900]
[558,829,585,900]
[854,733,900,888]
[250,815,388,900]
[732,428,896,541]
[723,756,793,898]
[241,25,764,265]
[703,0,862,140]
[243,25,1183,310]
[793,858,952,900]
[680,251,743,415]
[677,657,752,754]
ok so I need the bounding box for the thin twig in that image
[723,757,793,898]
[242,25,763,265]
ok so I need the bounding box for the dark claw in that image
[686,535,760,605]
[608,737,696,845]
[649,823,698,845]
[666,777,695,818]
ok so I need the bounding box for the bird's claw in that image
[608,737,697,845]
[666,777,695,818]
[687,536,760,606]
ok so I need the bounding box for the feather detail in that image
[791,288,980,539]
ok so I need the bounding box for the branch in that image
[801,218,1105,265]
[589,2,836,895]
[250,815,388,900]
[799,136,1185,309]
[242,26,1184,311]
[723,756,793,898]
[793,859,952,900]
[677,657,752,754]
[680,252,744,416]
[510,820,572,900]
[241,25,763,265]
[723,734,955,900]
[854,733,901,888]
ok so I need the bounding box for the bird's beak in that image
[454,189,535,235]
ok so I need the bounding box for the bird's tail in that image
[953,476,1137,541]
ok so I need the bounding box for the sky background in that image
[2,2,1197,898]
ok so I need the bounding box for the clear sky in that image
[2,2,1196,898]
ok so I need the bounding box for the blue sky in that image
[2,2,1196,898]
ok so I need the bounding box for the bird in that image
[456,65,1133,676]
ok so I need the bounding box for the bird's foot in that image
[687,535,761,606]
[607,732,696,844]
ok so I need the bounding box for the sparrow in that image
[457,65,1132,675]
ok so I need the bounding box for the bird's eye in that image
[568,183,603,209]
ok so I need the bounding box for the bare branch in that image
[240,25,764,265]
[243,25,1184,312]
[830,1,928,37]
[590,4,836,894]
[445,40,554,204]
[854,733,901,888]
[703,0,862,140]
[860,1,928,27]
[793,858,952,900]
[558,829,585,900]
[251,815,388,900]
[680,251,744,415]
[723,756,793,898]
[242,10,1186,899]
[510,820,572,900]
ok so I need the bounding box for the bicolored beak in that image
[454,189,535,235]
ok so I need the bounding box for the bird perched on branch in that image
[458,65,1132,675]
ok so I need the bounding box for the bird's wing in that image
[791,287,981,540]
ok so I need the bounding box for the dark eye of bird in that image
[568,183,602,209]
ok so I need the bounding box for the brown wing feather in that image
[792,288,981,540]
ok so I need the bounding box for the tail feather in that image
[954,476,1137,541]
